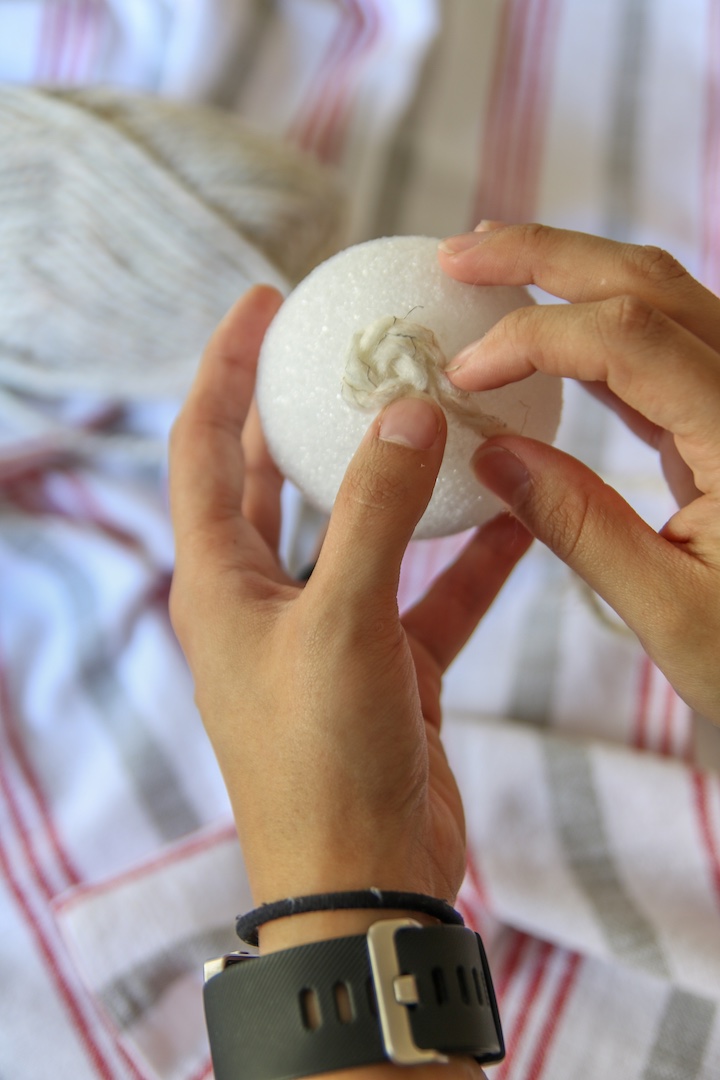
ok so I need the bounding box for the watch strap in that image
[204,921,504,1080]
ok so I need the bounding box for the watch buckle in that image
[203,945,259,983]
[366,918,449,1067]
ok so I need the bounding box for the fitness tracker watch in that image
[203,917,505,1079]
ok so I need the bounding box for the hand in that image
[439,223,720,724]
[168,286,531,937]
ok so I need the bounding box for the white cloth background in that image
[0,2,719,1078]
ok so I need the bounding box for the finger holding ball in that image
[256,235,563,539]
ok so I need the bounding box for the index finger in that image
[439,223,720,351]
[169,285,283,544]
[447,298,720,496]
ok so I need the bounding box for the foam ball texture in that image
[256,236,562,539]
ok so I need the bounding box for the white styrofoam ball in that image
[256,235,562,539]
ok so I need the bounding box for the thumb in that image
[309,395,446,606]
[472,436,688,644]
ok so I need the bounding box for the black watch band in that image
[203,918,505,1080]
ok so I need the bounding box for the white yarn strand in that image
[343,315,511,438]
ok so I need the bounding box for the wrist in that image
[259,907,439,954]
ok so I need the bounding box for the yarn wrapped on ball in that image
[257,236,563,539]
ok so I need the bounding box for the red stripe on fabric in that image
[63,473,148,554]
[465,858,497,940]
[660,680,675,757]
[0,443,70,483]
[524,951,582,1080]
[2,468,59,515]
[290,0,382,163]
[0,727,148,1076]
[702,0,720,294]
[0,815,123,1079]
[665,686,693,762]
[287,2,355,150]
[3,469,151,562]
[473,0,519,222]
[633,654,652,750]
[498,0,541,220]
[0,663,76,903]
[472,0,563,224]
[457,858,489,938]
[0,647,81,889]
[186,1060,213,1080]
[54,820,238,915]
[308,1,365,161]
[512,0,563,220]
[494,928,532,1004]
[0,646,147,1076]
[692,770,720,908]
[65,0,92,83]
[454,891,474,928]
[680,703,695,764]
[495,939,554,1080]
[465,848,490,909]
[2,471,133,563]
[49,1,71,84]
[313,0,377,159]
[0,670,192,1076]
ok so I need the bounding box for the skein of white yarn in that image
[0,87,346,461]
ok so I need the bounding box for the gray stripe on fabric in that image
[641,989,716,1080]
[213,0,278,109]
[100,925,238,1029]
[368,9,441,238]
[5,527,200,839]
[507,551,567,726]
[604,0,649,240]
[543,736,669,976]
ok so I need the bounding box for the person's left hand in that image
[168,284,531,927]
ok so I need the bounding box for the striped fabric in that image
[1,1,719,1078]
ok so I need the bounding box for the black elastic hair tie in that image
[235,889,464,947]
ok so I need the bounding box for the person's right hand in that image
[438,224,720,725]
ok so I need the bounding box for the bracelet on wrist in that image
[235,888,465,947]
[203,892,505,1080]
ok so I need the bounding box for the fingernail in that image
[378,397,440,449]
[473,445,531,505]
[474,219,507,232]
[438,233,484,255]
[445,342,477,377]
[439,223,509,253]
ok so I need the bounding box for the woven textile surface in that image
[0,2,719,1078]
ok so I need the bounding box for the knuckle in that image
[488,302,536,349]
[597,293,669,345]
[522,221,554,249]
[538,489,592,564]
[342,459,411,513]
[623,244,689,288]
